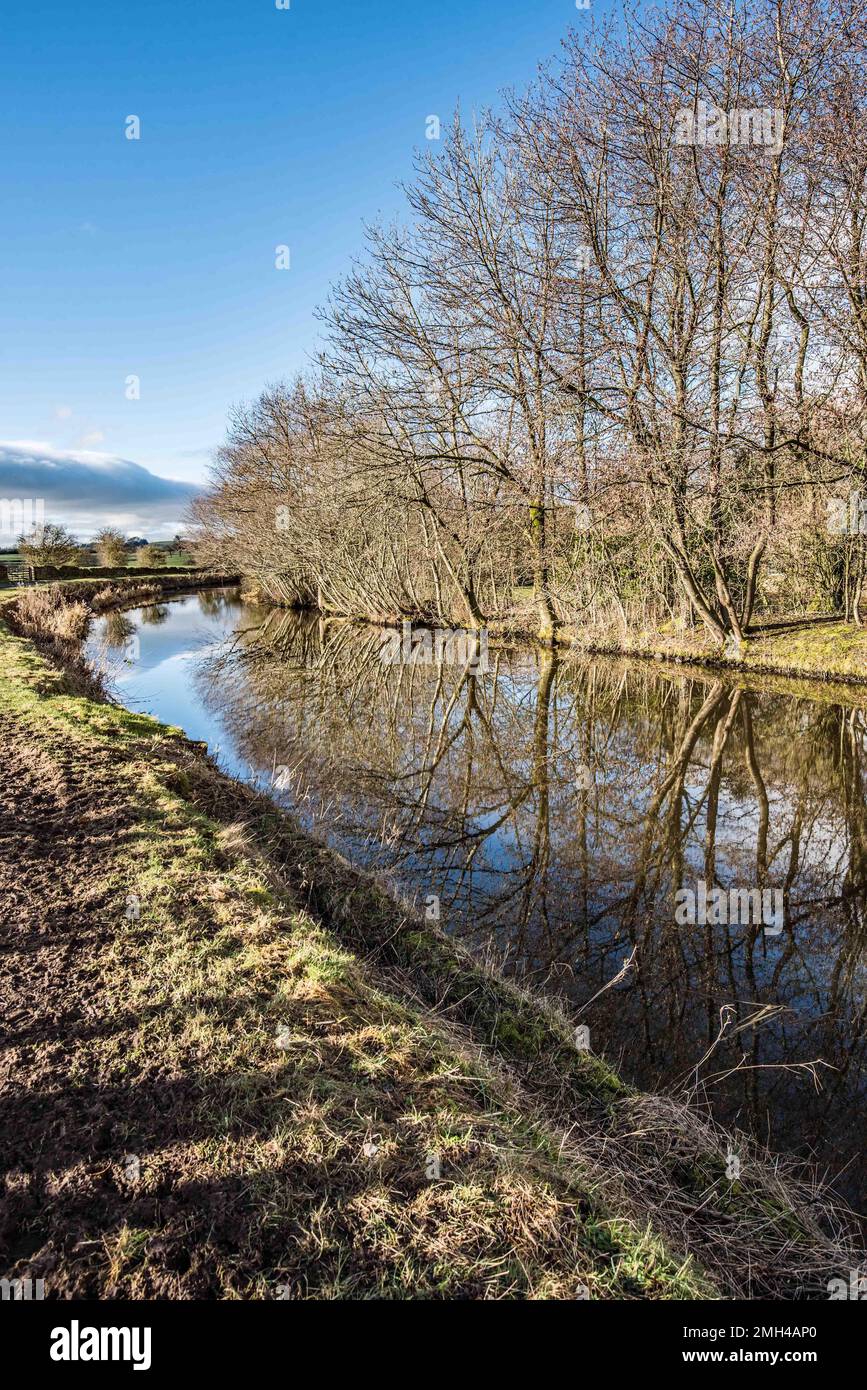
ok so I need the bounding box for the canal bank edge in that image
[238,575,867,687]
[0,574,861,1300]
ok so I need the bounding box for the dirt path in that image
[0,712,146,1290]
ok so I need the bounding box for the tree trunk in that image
[530,500,557,645]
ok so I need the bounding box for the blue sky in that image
[0,0,594,538]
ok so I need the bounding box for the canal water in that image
[87,588,867,1215]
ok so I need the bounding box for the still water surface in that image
[87,588,867,1214]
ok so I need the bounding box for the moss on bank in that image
[0,575,861,1300]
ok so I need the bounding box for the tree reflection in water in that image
[194,608,866,1212]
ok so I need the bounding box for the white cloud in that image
[0,441,200,541]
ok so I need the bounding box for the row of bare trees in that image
[191,0,867,645]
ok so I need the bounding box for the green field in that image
[0,548,193,569]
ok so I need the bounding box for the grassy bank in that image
[241,577,867,686]
[0,576,861,1299]
[563,616,867,685]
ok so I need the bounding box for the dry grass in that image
[563,615,867,686]
[9,585,91,642]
